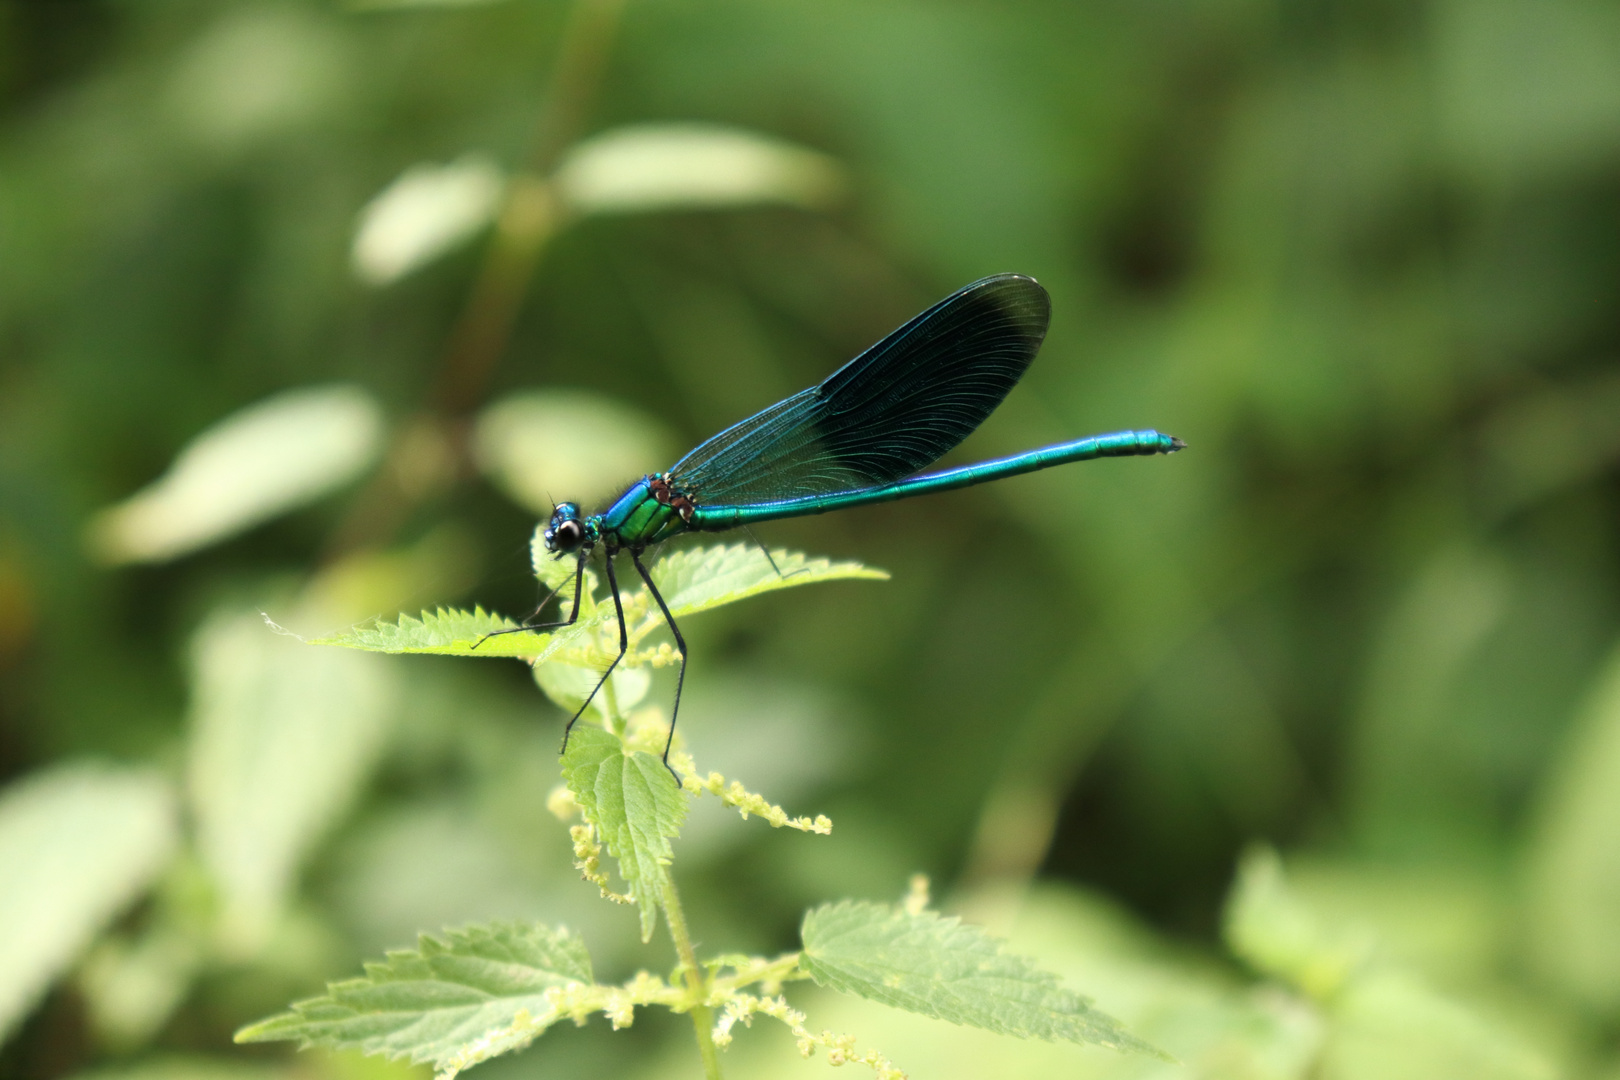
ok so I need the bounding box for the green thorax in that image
[594,476,690,549]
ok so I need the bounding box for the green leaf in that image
[1321,969,1555,1080]
[1223,845,1370,999]
[800,900,1162,1057]
[310,606,573,660]
[560,726,687,942]
[351,156,506,286]
[61,1055,288,1080]
[86,385,384,565]
[235,922,592,1075]
[315,545,884,664]
[1524,641,1620,1010]
[189,608,396,955]
[650,543,888,617]
[553,123,845,216]
[0,764,178,1043]
[349,0,508,9]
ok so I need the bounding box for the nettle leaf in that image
[235,922,591,1075]
[314,546,882,664]
[651,544,888,617]
[800,901,1163,1057]
[312,607,587,662]
[560,726,686,943]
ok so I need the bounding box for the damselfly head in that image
[543,502,586,554]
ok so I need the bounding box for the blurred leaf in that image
[0,763,178,1043]
[89,385,385,565]
[64,1056,293,1080]
[649,543,889,617]
[352,156,507,285]
[325,797,565,962]
[472,390,675,514]
[350,0,507,8]
[1348,546,1509,853]
[553,123,844,216]
[1223,852,1557,1079]
[80,922,202,1051]
[1319,970,1555,1080]
[235,922,592,1073]
[669,676,847,860]
[1524,640,1620,1012]
[1282,858,1504,986]
[1477,371,1620,515]
[1435,0,1620,179]
[800,899,1161,1056]
[189,608,397,956]
[167,7,350,151]
[560,726,686,943]
[300,527,483,629]
[1223,846,1371,1000]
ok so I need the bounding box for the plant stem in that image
[324,0,628,559]
[435,0,626,418]
[602,673,624,739]
[662,875,723,1080]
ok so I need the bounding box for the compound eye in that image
[555,519,584,547]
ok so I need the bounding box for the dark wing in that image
[668,274,1050,505]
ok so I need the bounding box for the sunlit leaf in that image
[316,546,883,664]
[80,921,202,1051]
[1320,969,1555,1080]
[349,0,509,11]
[352,156,507,285]
[1524,641,1620,1011]
[473,389,676,514]
[800,900,1162,1056]
[560,726,686,942]
[1222,846,1370,1000]
[649,544,889,617]
[312,606,549,659]
[62,1056,291,1080]
[88,385,385,565]
[189,608,397,956]
[167,7,348,150]
[235,922,592,1074]
[0,764,178,1043]
[553,124,844,216]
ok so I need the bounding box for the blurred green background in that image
[5,0,1620,1077]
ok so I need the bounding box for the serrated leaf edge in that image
[800,900,1169,1060]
